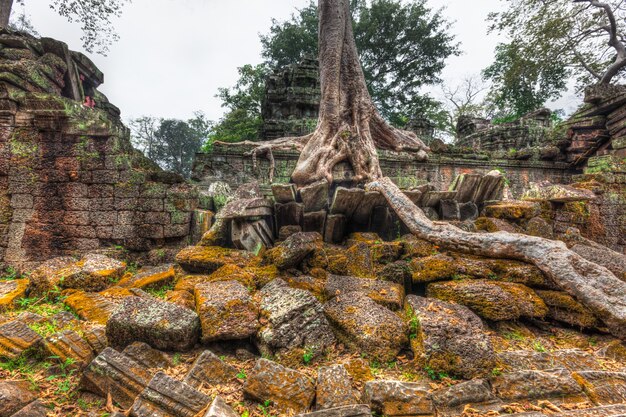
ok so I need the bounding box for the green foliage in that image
[533,341,547,353]
[503,330,524,341]
[236,369,247,380]
[302,347,315,365]
[130,112,209,178]
[484,0,626,115]
[425,365,449,381]
[260,0,459,123]
[146,283,175,299]
[172,353,182,366]
[406,306,420,340]
[258,400,276,417]
[491,367,502,376]
[1,266,19,281]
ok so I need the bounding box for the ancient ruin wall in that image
[0,31,198,269]
[192,142,577,198]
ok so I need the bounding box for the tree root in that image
[367,176,626,340]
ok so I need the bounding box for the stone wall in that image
[192,142,577,198]
[0,30,198,269]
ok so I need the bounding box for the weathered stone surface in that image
[451,173,483,203]
[30,254,126,296]
[130,371,210,417]
[362,380,434,416]
[275,202,304,230]
[475,216,524,234]
[117,264,176,289]
[406,295,496,379]
[83,325,108,353]
[279,225,303,241]
[427,280,548,321]
[81,347,152,409]
[300,180,329,212]
[324,214,347,244]
[63,289,121,325]
[9,399,48,417]
[490,369,586,403]
[601,340,626,362]
[316,364,360,410]
[264,232,323,270]
[0,320,42,360]
[324,291,407,362]
[295,405,372,417]
[523,182,596,203]
[498,349,603,372]
[378,261,412,288]
[123,341,172,369]
[244,358,316,413]
[325,275,404,310]
[203,396,239,417]
[0,279,28,311]
[44,330,94,369]
[231,218,274,255]
[166,290,197,311]
[256,279,335,357]
[431,379,501,417]
[183,350,237,389]
[303,211,327,234]
[570,244,626,282]
[272,183,297,204]
[483,201,541,221]
[195,280,258,343]
[459,201,479,221]
[106,296,200,351]
[439,199,460,221]
[573,371,626,405]
[535,290,600,328]
[330,187,364,218]
[176,246,254,274]
[525,216,555,239]
[0,380,37,417]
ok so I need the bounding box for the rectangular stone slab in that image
[324,214,346,244]
[80,347,152,409]
[352,191,386,226]
[130,372,210,417]
[303,211,327,235]
[451,174,483,203]
[299,180,329,212]
[272,183,297,204]
[0,320,42,360]
[421,191,457,208]
[330,187,365,218]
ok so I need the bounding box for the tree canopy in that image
[484,0,626,117]
[130,113,210,178]
[1,0,129,54]
[261,0,459,125]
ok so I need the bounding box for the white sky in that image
[20,0,579,123]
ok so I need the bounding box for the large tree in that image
[0,0,129,54]
[485,0,626,115]
[260,0,459,126]
[219,0,626,341]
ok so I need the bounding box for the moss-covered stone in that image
[427,280,548,321]
[535,290,600,329]
[175,245,256,274]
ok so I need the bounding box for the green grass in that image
[146,283,175,299]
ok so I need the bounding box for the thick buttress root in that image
[366,177,626,340]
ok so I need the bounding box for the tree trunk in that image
[0,0,13,28]
[367,177,626,341]
[237,0,430,188]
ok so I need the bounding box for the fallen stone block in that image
[130,371,210,417]
[256,279,335,358]
[275,202,304,230]
[522,182,596,203]
[362,380,435,416]
[426,280,548,321]
[123,341,172,369]
[63,290,120,325]
[303,210,327,234]
[572,371,626,405]
[195,280,258,343]
[106,296,200,351]
[80,347,152,409]
[431,379,501,417]
[325,275,404,310]
[324,291,407,362]
[0,278,28,311]
[316,364,360,410]
[175,246,254,274]
[117,264,176,290]
[183,350,237,389]
[294,405,372,417]
[203,396,239,417]
[263,232,323,270]
[272,183,297,204]
[244,358,316,413]
[490,369,586,403]
[330,187,364,218]
[44,330,94,369]
[83,325,108,353]
[406,295,496,379]
[300,180,329,212]
[0,380,37,417]
[0,319,42,360]
[535,290,601,328]
[9,399,48,417]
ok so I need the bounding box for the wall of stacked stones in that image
[0,93,198,270]
[192,143,577,198]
